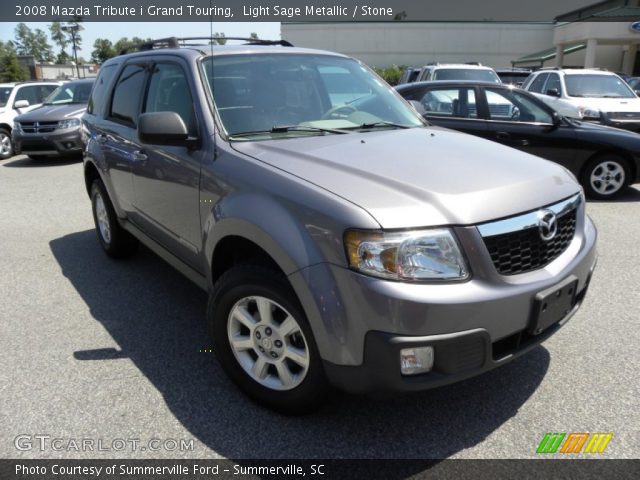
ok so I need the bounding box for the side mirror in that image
[138,112,190,146]
[635,89,640,97]
[546,88,560,97]
[409,100,427,115]
[14,100,29,109]
[552,111,562,126]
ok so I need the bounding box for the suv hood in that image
[15,104,86,122]
[232,127,580,228]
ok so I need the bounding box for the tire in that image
[90,179,139,258]
[581,155,630,200]
[0,128,13,160]
[208,264,329,415]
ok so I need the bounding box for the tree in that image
[13,23,54,62]
[91,38,116,64]
[0,41,28,82]
[113,37,152,55]
[50,22,70,64]
[250,32,259,40]
[212,32,226,45]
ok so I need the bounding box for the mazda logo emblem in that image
[538,210,558,241]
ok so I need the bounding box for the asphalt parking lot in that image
[1,154,639,460]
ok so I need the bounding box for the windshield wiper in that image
[345,121,413,130]
[230,125,349,138]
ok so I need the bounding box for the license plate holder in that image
[529,276,578,335]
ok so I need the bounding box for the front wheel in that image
[581,155,630,199]
[0,128,13,160]
[208,264,328,414]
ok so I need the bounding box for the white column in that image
[555,45,564,67]
[584,39,598,68]
[622,44,637,74]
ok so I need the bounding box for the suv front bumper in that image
[290,214,597,394]
[13,128,83,157]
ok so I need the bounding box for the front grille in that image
[19,121,59,133]
[606,111,640,121]
[481,207,577,275]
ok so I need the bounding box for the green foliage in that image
[13,23,54,62]
[91,38,116,64]
[0,41,28,82]
[212,32,227,45]
[373,65,405,86]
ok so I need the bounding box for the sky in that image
[0,22,281,60]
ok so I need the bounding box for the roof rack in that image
[120,37,294,55]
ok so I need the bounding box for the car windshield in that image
[201,53,424,139]
[565,74,635,98]
[433,69,501,83]
[0,87,13,108]
[44,82,94,105]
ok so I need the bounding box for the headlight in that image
[577,106,600,120]
[344,229,469,281]
[58,118,81,129]
[13,121,21,132]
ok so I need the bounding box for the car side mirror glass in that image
[138,112,190,146]
[409,100,427,116]
[546,88,560,97]
[14,100,29,109]
[552,111,562,125]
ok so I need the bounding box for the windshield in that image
[565,74,635,98]
[201,54,424,139]
[433,69,501,83]
[44,81,94,105]
[0,87,13,108]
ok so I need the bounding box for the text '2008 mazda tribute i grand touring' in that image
[82,38,597,414]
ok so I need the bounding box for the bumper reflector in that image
[400,346,434,375]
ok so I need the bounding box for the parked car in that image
[12,78,95,160]
[522,68,640,132]
[398,67,421,85]
[415,63,501,83]
[0,81,61,159]
[495,68,532,87]
[397,80,640,199]
[83,37,596,414]
[626,77,640,96]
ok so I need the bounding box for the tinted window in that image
[110,63,147,125]
[87,64,118,114]
[419,88,478,118]
[14,85,41,106]
[44,81,94,105]
[432,69,501,83]
[528,73,549,93]
[545,73,561,94]
[486,88,553,123]
[144,63,197,136]
[0,87,13,108]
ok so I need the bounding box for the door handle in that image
[132,150,148,163]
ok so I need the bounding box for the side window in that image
[545,73,561,95]
[485,88,553,123]
[14,85,40,106]
[528,73,549,93]
[419,88,478,118]
[40,84,57,102]
[143,63,197,136]
[87,64,118,115]
[110,63,147,126]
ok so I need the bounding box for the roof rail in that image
[120,36,294,55]
[464,62,482,66]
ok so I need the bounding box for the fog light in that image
[400,346,434,375]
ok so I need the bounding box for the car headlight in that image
[577,106,600,120]
[344,228,469,281]
[13,121,21,132]
[58,118,81,129]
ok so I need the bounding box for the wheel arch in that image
[580,148,637,183]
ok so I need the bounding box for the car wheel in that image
[581,155,630,200]
[90,179,139,258]
[208,264,328,415]
[0,128,13,160]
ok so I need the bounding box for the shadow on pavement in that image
[2,155,82,168]
[50,229,550,465]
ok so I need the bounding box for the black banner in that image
[6,0,596,22]
[2,459,640,480]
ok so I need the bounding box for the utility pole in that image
[61,24,81,78]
